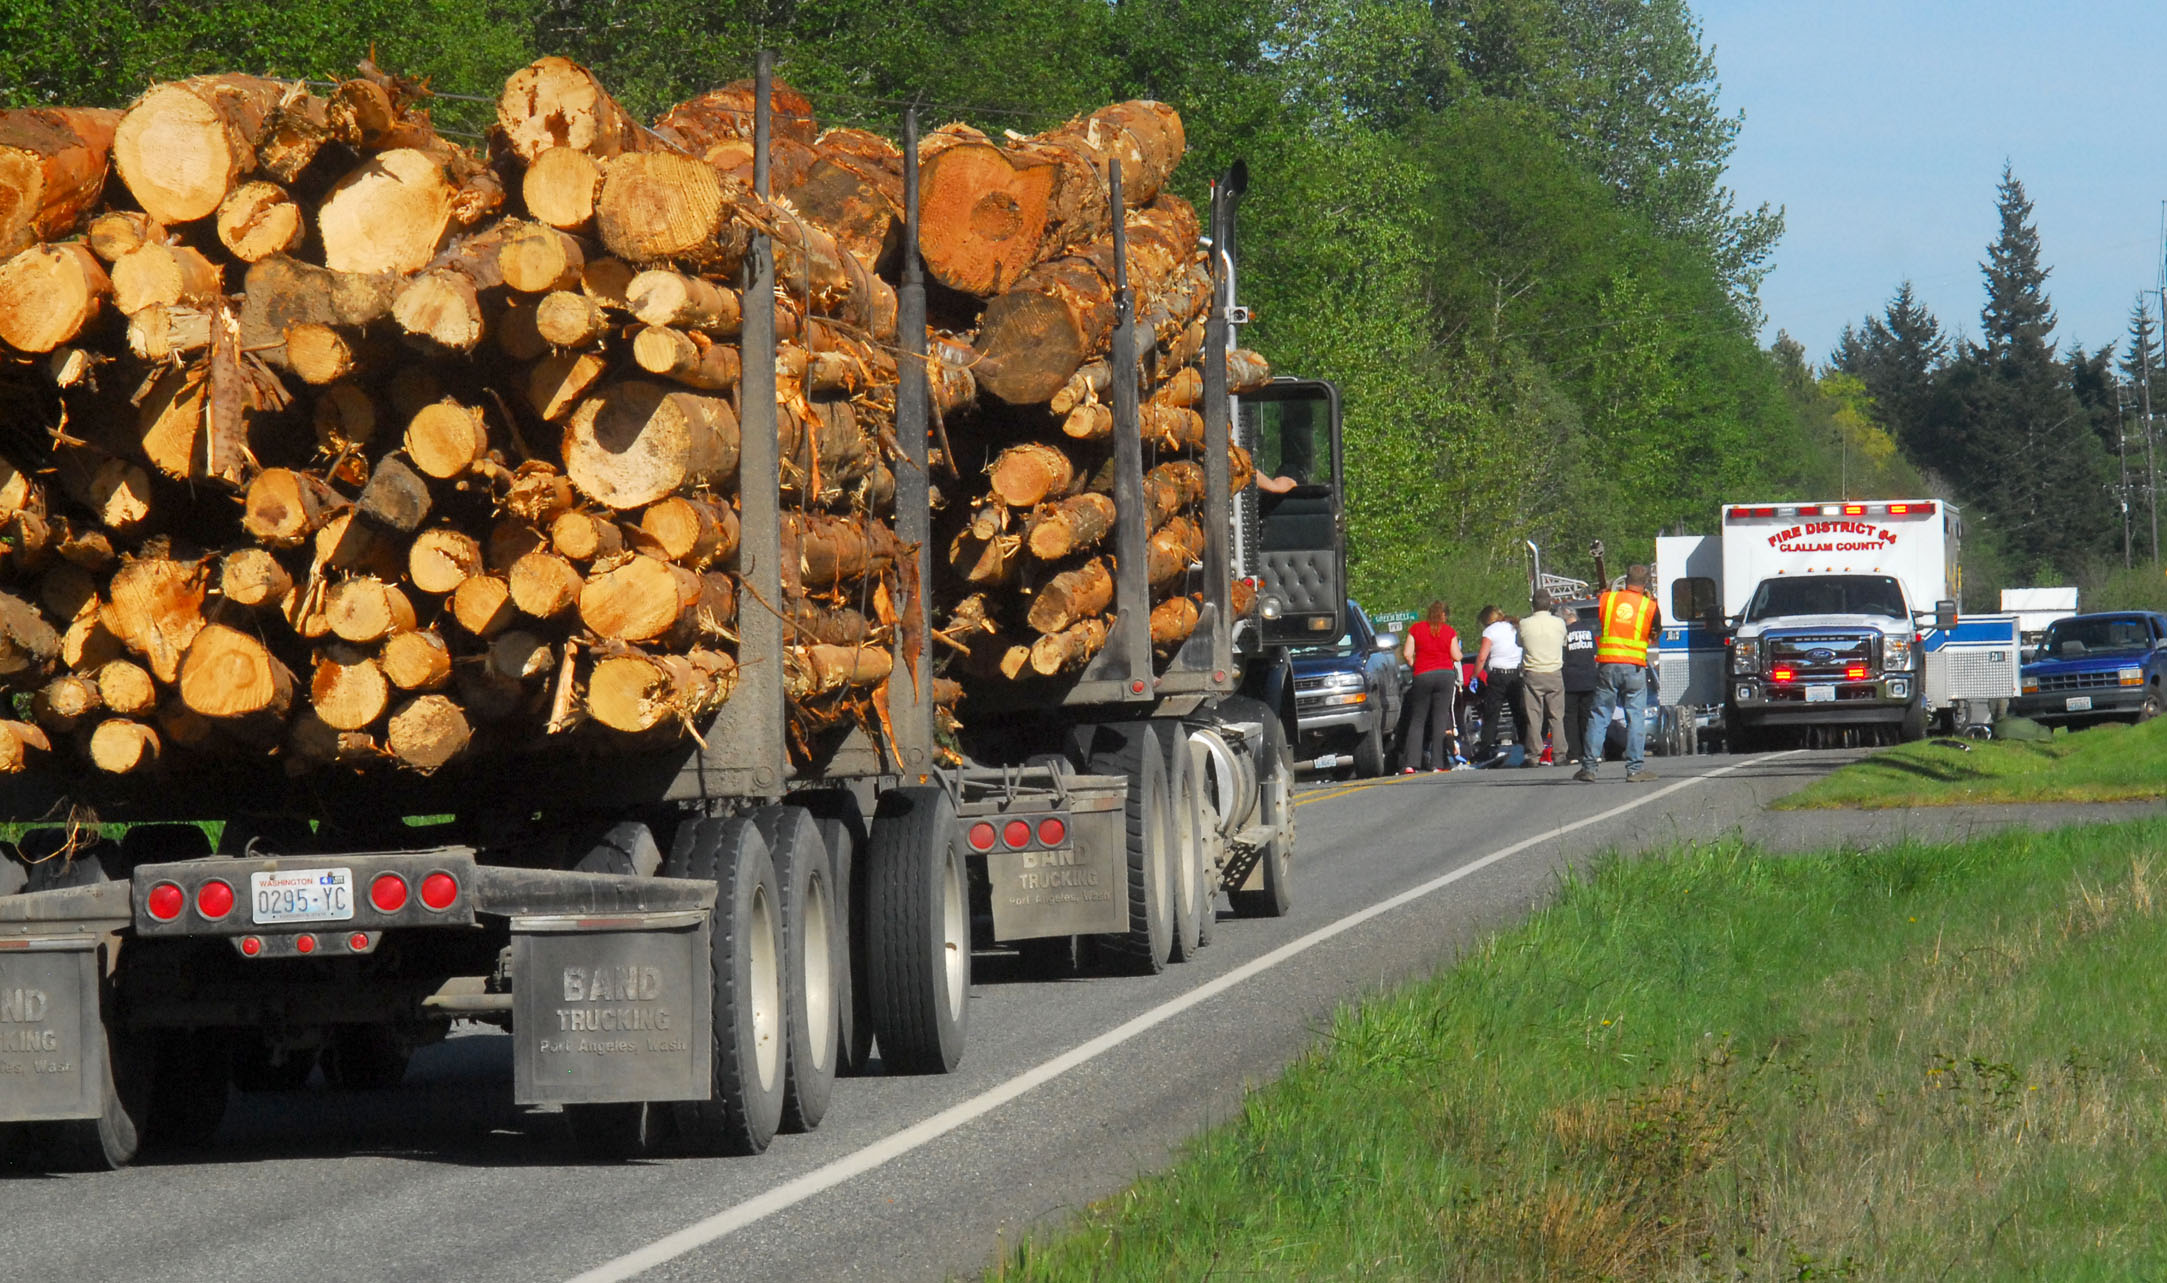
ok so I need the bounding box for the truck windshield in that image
[2041,617,2153,658]
[1743,575,1907,621]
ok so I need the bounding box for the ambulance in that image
[1656,500,2018,749]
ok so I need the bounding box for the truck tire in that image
[24,971,151,1171]
[787,789,873,1078]
[1726,708,1759,755]
[2141,683,2163,723]
[1219,696,1294,919]
[752,806,840,1133]
[1151,722,1207,963]
[865,787,969,1074]
[1900,698,1929,743]
[1352,716,1386,778]
[1087,724,1176,972]
[667,817,787,1155]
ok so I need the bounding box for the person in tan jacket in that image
[1517,590,1569,765]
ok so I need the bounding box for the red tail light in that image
[1002,819,1032,850]
[1037,817,1067,846]
[195,879,235,920]
[967,821,997,852]
[370,873,409,913]
[295,934,316,954]
[419,872,459,911]
[241,936,262,956]
[348,933,371,952]
[146,881,184,922]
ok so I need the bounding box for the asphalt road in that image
[5,748,2157,1283]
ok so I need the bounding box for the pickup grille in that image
[2033,671,2118,693]
[1765,632,1878,678]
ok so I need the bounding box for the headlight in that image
[2121,667,2145,687]
[1319,671,1364,692]
[1260,595,1285,620]
[1730,638,1760,674]
[1882,632,1913,669]
[2021,676,2039,694]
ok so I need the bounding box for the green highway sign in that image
[1369,610,1417,625]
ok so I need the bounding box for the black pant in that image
[1564,688,1596,764]
[1477,669,1526,760]
[1401,669,1458,770]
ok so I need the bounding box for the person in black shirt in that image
[1561,604,1599,765]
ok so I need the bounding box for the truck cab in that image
[1725,571,1929,745]
[2012,612,2167,726]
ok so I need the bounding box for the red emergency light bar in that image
[1846,664,1868,680]
[1771,668,1796,683]
[1726,501,1936,521]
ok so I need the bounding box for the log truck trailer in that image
[0,63,1345,1169]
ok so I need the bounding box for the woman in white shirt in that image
[1472,605,1531,763]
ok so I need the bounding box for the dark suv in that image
[1291,600,1410,777]
[2013,611,2167,726]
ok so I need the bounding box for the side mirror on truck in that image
[1934,599,1958,631]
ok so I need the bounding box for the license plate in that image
[250,868,355,924]
[2066,695,2093,712]
[1805,685,1836,703]
[1312,753,1341,769]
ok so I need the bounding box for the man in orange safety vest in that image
[1572,563,1662,783]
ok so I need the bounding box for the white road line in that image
[568,753,1790,1282]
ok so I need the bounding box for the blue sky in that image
[1697,0,2167,366]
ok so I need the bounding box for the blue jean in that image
[1582,663,1648,772]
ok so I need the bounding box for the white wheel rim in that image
[802,870,833,1074]
[940,849,966,1016]
[748,882,781,1091]
[1175,774,1199,922]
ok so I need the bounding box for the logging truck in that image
[0,63,1342,1168]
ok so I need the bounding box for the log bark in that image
[916,101,1183,296]
[562,381,739,510]
[0,241,110,352]
[632,325,741,390]
[237,253,399,359]
[111,74,288,225]
[947,526,1021,587]
[526,349,608,421]
[318,147,456,274]
[0,108,123,255]
[311,651,390,730]
[787,128,903,269]
[971,194,1199,405]
[102,557,208,684]
[989,442,1078,508]
[769,204,898,337]
[497,56,659,162]
[785,512,898,591]
[1030,616,1112,676]
[408,527,483,595]
[1150,594,1200,648]
[1151,364,1201,408]
[354,452,433,535]
[95,659,157,717]
[382,628,453,691]
[243,468,345,548]
[579,555,700,642]
[1147,515,1202,588]
[386,693,471,772]
[325,576,415,643]
[638,496,735,567]
[0,589,60,678]
[785,644,892,700]
[587,647,735,733]
[508,549,583,620]
[496,220,586,294]
[218,547,292,610]
[627,270,740,333]
[1226,347,1272,395]
[522,146,603,232]
[1026,558,1114,634]
[1025,493,1117,561]
[88,718,160,773]
[214,180,305,262]
[785,599,872,646]
[595,151,748,270]
[1141,403,1204,451]
[178,622,294,720]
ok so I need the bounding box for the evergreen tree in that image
[2120,298,2166,562]
[1939,167,2109,575]
[1830,281,1948,465]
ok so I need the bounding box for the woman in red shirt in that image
[1399,601,1464,773]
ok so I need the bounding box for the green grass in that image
[988,822,2167,1281]
[1774,716,2167,810]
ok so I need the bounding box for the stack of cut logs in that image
[0,55,1266,778]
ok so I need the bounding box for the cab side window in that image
[1671,577,1718,623]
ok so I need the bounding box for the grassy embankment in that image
[989,820,2167,1280]
[1776,716,2167,810]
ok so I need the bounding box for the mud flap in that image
[983,780,1128,942]
[0,938,105,1122]
[510,911,713,1106]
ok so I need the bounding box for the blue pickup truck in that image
[2011,611,2167,726]
[1291,600,1410,777]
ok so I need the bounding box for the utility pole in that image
[2118,379,2133,567]
[2149,292,2163,565]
